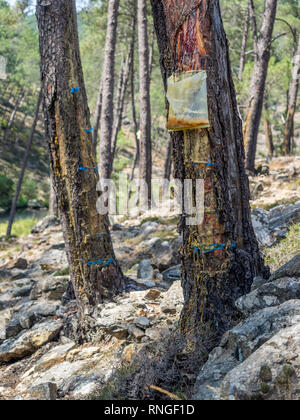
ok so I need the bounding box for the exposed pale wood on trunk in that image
[36,0,124,341]
[151,0,269,344]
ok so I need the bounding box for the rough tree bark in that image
[238,1,250,81]
[99,0,120,180]
[49,174,58,218]
[36,0,124,341]
[163,134,172,181]
[244,0,278,173]
[6,90,42,237]
[138,0,152,208]
[151,0,269,345]
[283,34,300,155]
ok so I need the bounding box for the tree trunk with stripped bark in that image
[36,0,124,342]
[151,0,269,347]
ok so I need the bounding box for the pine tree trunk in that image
[49,174,58,218]
[283,34,300,156]
[3,91,25,144]
[6,90,42,237]
[244,0,278,173]
[151,0,269,345]
[36,0,124,340]
[138,0,152,208]
[99,0,120,180]
[163,134,172,181]
[130,7,140,182]
[263,100,274,159]
[111,47,132,168]
[238,1,250,81]
[92,78,103,156]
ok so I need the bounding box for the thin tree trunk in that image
[152,0,269,345]
[49,174,58,218]
[111,47,132,168]
[283,34,300,155]
[149,28,155,80]
[92,78,103,156]
[3,91,25,144]
[238,1,250,81]
[244,0,278,173]
[36,0,124,341]
[163,134,172,181]
[263,99,274,159]
[6,90,42,237]
[138,0,152,208]
[15,113,27,145]
[130,6,140,182]
[99,0,120,180]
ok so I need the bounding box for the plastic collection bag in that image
[166,70,210,131]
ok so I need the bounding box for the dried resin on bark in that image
[166,70,210,131]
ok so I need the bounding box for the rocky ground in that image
[0,157,299,400]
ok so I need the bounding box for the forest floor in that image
[0,156,299,400]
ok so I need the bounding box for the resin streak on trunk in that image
[152,0,269,343]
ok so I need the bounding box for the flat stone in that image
[134,316,150,329]
[145,289,161,300]
[29,382,57,401]
[236,277,300,316]
[220,323,300,400]
[129,325,145,340]
[270,255,300,281]
[0,319,63,363]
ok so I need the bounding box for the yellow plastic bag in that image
[166,70,210,131]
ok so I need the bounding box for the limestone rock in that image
[193,300,300,400]
[29,382,57,401]
[270,255,300,281]
[0,319,63,363]
[220,323,300,400]
[236,277,300,316]
[31,216,60,234]
[30,276,68,301]
[134,316,150,329]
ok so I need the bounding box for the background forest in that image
[0,0,300,402]
[0,0,299,233]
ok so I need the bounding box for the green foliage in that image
[0,174,14,209]
[0,216,38,237]
[17,175,38,208]
[264,224,300,272]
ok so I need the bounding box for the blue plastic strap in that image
[193,243,236,255]
[88,258,114,267]
[84,128,94,133]
[71,88,80,94]
[78,167,98,172]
